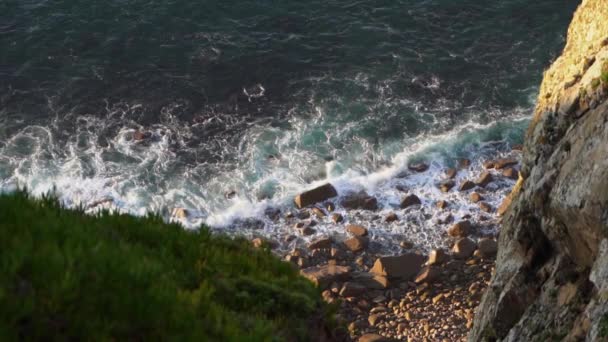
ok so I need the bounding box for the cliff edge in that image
[470,0,608,341]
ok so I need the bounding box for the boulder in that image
[331,213,344,223]
[341,191,378,210]
[133,130,151,141]
[415,266,441,284]
[502,167,519,180]
[294,183,338,209]
[453,238,477,259]
[352,272,390,289]
[408,162,429,172]
[475,171,493,187]
[400,194,421,208]
[479,202,493,213]
[311,207,326,218]
[344,236,369,253]
[370,253,426,280]
[346,224,368,237]
[493,158,518,169]
[483,160,495,169]
[436,200,449,210]
[339,282,366,297]
[300,265,351,289]
[478,238,498,258]
[384,212,399,223]
[438,180,455,192]
[469,192,483,203]
[171,208,189,219]
[445,168,458,179]
[428,249,449,265]
[308,237,333,250]
[448,221,473,238]
[459,180,476,191]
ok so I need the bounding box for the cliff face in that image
[470,0,608,341]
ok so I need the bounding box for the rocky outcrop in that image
[470,1,608,340]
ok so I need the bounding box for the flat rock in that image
[300,265,351,289]
[459,180,476,191]
[294,183,338,209]
[448,220,473,238]
[453,238,477,259]
[370,253,426,280]
[400,194,422,208]
[344,236,369,253]
[346,224,369,237]
[308,237,333,250]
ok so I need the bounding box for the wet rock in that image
[493,158,518,169]
[224,190,237,199]
[459,180,476,191]
[458,158,472,168]
[448,221,472,238]
[428,249,449,265]
[294,183,338,209]
[477,238,498,258]
[340,282,366,297]
[133,130,151,141]
[331,213,344,223]
[502,167,518,180]
[300,265,351,289]
[341,191,379,210]
[438,180,455,193]
[436,200,449,210]
[370,253,426,280]
[483,160,495,169]
[400,194,421,208]
[400,240,414,249]
[452,238,477,259]
[311,207,326,218]
[469,192,483,203]
[479,202,493,213]
[344,236,369,253]
[346,224,369,237]
[415,266,441,284]
[308,237,333,250]
[384,212,399,223]
[264,207,281,220]
[445,168,458,179]
[325,201,336,212]
[297,210,311,220]
[511,144,523,151]
[408,162,429,172]
[475,171,493,187]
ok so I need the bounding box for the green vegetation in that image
[0,191,328,341]
[600,313,608,338]
[601,61,608,85]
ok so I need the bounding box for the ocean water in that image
[0,0,578,249]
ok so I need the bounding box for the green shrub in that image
[0,191,326,341]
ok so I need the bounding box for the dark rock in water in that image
[331,213,344,223]
[408,162,429,173]
[469,192,483,203]
[323,155,334,162]
[341,192,378,210]
[308,237,333,250]
[511,144,524,151]
[395,184,408,192]
[438,180,455,193]
[224,190,237,199]
[448,221,472,238]
[264,207,281,220]
[458,158,472,169]
[479,202,493,213]
[436,200,449,210]
[400,194,421,208]
[296,210,311,220]
[384,212,399,222]
[133,130,151,141]
[459,180,476,191]
[370,253,426,280]
[445,168,458,179]
[325,201,335,212]
[428,249,449,265]
[343,236,369,253]
[346,224,368,237]
[236,218,265,230]
[311,207,326,218]
[483,160,495,169]
[493,158,518,170]
[502,167,519,180]
[475,171,493,187]
[294,183,338,209]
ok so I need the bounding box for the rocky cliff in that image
[470,0,608,341]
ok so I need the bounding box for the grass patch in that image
[0,191,326,341]
[600,313,608,338]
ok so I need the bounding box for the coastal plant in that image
[0,191,327,341]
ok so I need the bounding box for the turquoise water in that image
[0,0,578,244]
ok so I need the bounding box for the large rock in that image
[428,249,449,265]
[415,266,441,284]
[343,236,369,253]
[475,171,493,187]
[341,191,378,210]
[308,237,333,250]
[370,253,426,280]
[300,265,351,289]
[351,272,390,289]
[493,158,518,170]
[400,194,421,208]
[478,238,498,258]
[448,221,472,238]
[294,183,338,209]
[459,180,476,191]
[452,238,476,259]
[346,224,368,237]
[408,162,429,172]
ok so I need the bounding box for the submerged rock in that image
[408,162,429,172]
[475,171,493,187]
[341,191,379,210]
[400,194,421,208]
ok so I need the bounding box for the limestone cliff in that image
[470,0,608,341]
